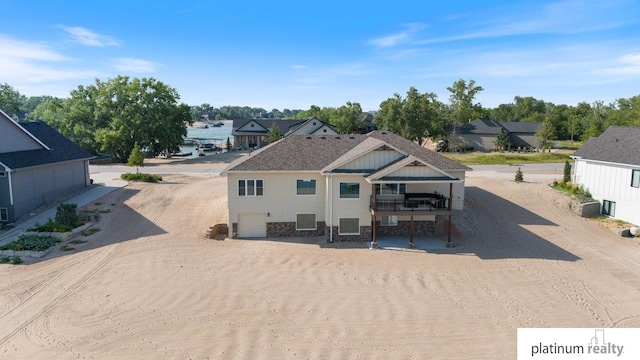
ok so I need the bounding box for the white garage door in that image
[238,213,267,237]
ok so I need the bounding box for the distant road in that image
[469,163,565,179]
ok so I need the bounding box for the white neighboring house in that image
[221,131,470,247]
[571,126,640,226]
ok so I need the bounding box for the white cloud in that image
[291,64,307,70]
[368,23,427,48]
[0,35,67,61]
[59,26,120,47]
[110,58,161,73]
[599,53,640,75]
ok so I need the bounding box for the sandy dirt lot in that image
[0,157,639,359]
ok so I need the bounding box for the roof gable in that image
[0,109,50,153]
[0,120,93,170]
[222,131,471,174]
[366,156,460,182]
[572,126,640,166]
[235,119,269,133]
[322,137,406,173]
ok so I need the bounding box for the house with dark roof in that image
[0,110,94,224]
[222,131,470,248]
[232,117,337,150]
[456,118,542,151]
[571,126,640,225]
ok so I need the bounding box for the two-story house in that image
[222,131,470,248]
[232,117,337,150]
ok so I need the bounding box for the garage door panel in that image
[238,214,266,237]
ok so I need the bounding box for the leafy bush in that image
[0,257,10,263]
[55,203,82,228]
[11,257,23,265]
[29,219,73,233]
[0,235,56,251]
[552,180,595,203]
[121,172,163,183]
[81,228,101,236]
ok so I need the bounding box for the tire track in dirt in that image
[0,242,128,347]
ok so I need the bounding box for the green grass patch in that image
[68,239,88,244]
[551,180,595,203]
[0,235,57,251]
[80,227,101,236]
[60,245,75,251]
[443,152,571,165]
[121,172,163,183]
[555,140,583,150]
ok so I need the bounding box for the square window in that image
[0,208,7,222]
[296,179,316,195]
[632,169,640,188]
[381,215,398,226]
[602,200,616,217]
[339,218,360,234]
[339,182,360,199]
[296,214,316,230]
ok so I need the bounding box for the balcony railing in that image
[370,193,449,212]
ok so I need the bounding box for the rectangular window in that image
[0,208,7,222]
[602,200,616,217]
[376,183,406,195]
[632,169,640,188]
[296,179,316,195]
[238,179,263,196]
[339,182,360,199]
[339,218,360,235]
[381,215,398,226]
[0,171,5,177]
[296,214,316,230]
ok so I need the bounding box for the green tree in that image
[494,129,511,152]
[226,137,233,152]
[563,160,571,183]
[61,76,191,161]
[447,79,484,151]
[515,167,524,182]
[127,143,145,173]
[0,83,23,117]
[267,123,283,143]
[332,101,363,134]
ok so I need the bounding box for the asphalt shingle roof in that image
[0,121,94,169]
[224,131,470,173]
[572,126,640,166]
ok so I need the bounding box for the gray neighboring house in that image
[0,110,94,224]
[232,117,337,150]
[571,126,640,225]
[456,118,542,151]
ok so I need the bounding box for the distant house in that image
[571,126,640,225]
[0,110,94,224]
[232,117,337,150]
[456,118,542,151]
[222,130,470,247]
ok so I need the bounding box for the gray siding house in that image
[456,118,542,151]
[0,110,94,224]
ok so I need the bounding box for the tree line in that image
[2,77,640,162]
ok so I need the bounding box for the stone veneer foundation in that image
[374,220,435,237]
[266,222,326,237]
[325,226,372,242]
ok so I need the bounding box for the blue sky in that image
[2,0,640,111]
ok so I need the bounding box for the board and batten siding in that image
[325,175,372,228]
[337,150,403,171]
[227,172,326,225]
[574,160,640,225]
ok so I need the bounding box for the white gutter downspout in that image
[7,169,14,205]
[329,174,334,243]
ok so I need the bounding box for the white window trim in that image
[238,179,264,197]
[339,218,360,235]
[376,183,406,195]
[0,207,7,222]
[339,182,360,200]
[602,200,616,217]
[296,213,317,231]
[296,179,317,196]
[381,215,398,226]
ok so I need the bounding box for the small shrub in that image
[99,209,111,214]
[81,228,101,236]
[55,203,81,229]
[0,235,56,251]
[563,160,572,183]
[120,172,162,183]
[68,239,87,244]
[515,167,524,182]
[60,245,74,251]
[94,202,102,206]
[11,257,23,265]
[0,257,10,263]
